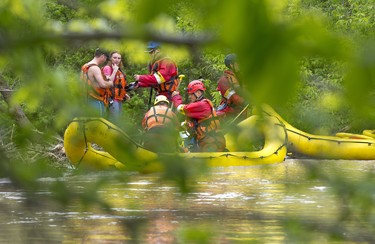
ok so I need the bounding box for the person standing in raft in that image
[142,95,180,153]
[102,51,130,122]
[132,41,179,103]
[216,53,248,123]
[81,48,114,117]
[171,80,226,152]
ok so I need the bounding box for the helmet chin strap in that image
[150,49,159,62]
[194,91,204,101]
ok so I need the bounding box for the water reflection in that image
[0,159,374,243]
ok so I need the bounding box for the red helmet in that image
[187,80,206,94]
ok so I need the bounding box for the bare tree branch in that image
[57,29,216,46]
[0,74,34,129]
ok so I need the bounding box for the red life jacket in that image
[149,58,179,94]
[217,70,240,99]
[217,70,246,118]
[224,70,240,87]
[81,63,110,105]
[143,105,178,131]
[188,99,222,141]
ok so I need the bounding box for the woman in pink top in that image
[102,51,130,122]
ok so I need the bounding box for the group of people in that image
[81,48,129,120]
[81,42,247,153]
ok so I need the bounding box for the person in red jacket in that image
[171,80,226,152]
[133,41,179,102]
[216,53,247,123]
[142,95,179,153]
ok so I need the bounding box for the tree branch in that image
[0,74,34,129]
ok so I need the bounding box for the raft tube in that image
[259,104,375,160]
[63,115,287,172]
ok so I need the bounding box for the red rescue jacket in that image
[138,56,179,99]
[216,70,245,116]
[186,99,221,141]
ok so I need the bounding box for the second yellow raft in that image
[259,104,375,160]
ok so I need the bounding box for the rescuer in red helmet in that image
[171,80,226,152]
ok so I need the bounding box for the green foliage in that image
[0,0,375,242]
[178,223,215,243]
[269,0,375,134]
[302,0,375,38]
[44,0,77,23]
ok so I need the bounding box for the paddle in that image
[147,87,153,110]
[223,104,249,128]
[170,74,185,108]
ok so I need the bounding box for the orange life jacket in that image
[143,105,177,131]
[224,70,240,88]
[188,99,222,141]
[81,63,110,105]
[107,68,127,101]
[149,58,179,94]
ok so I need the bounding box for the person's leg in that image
[199,134,226,152]
[108,100,122,122]
[87,98,106,117]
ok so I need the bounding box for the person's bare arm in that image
[103,64,119,82]
[89,66,113,88]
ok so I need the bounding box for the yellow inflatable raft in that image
[259,104,375,160]
[63,114,288,172]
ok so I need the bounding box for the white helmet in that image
[154,95,169,105]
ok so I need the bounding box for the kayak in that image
[63,114,288,172]
[259,104,375,160]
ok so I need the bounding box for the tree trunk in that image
[0,74,34,129]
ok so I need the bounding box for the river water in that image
[0,159,374,243]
